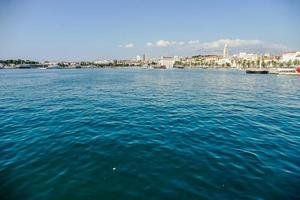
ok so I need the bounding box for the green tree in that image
[293,60,299,66]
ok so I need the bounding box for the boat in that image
[278,67,300,76]
[268,68,279,74]
[17,64,32,69]
[153,65,167,69]
[277,68,295,73]
[47,65,63,69]
[246,69,269,74]
[174,65,185,69]
[246,55,269,74]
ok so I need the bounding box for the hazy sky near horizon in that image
[0,0,300,61]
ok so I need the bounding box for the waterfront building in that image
[236,52,259,61]
[281,52,300,62]
[203,55,222,62]
[263,55,280,66]
[216,58,231,66]
[94,60,111,65]
[159,56,175,69]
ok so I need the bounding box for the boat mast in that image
[259,55,262,69]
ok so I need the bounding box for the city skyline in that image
[1,0,300,61]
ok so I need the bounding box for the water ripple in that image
[0,68,299,200]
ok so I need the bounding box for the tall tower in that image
[223,43,229,58]
[142,54,147,62]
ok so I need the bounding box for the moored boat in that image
[245,55,269,74]
[277,68,295,73]
[153,65,167,69]
[246,69,269,74]
[278,67,300,76]
[174,65,185,69]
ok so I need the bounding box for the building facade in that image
[281,52,300,62]
[159,57,175,69]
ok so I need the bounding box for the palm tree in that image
[262,61,266,68]
[293,60,299,66]
[256,59,260,67]
[247,61,251,68]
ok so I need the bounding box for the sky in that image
[0,0,300,61]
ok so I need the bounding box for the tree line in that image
[0,59,39,65]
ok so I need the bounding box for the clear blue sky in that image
[0,0,299,61]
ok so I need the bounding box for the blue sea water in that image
[0,68,299,200]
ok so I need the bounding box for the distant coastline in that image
[1,52,300,70]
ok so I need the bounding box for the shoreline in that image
[0,65,296,70]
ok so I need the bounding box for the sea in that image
[0,68,299,200]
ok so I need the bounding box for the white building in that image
[94,60,110,65]
[237,52,258,61]
[216,58,231,66]
[223,43,229,58]
[159,56,175,69]
[136,55,141,61]
[43,61,60,67]
[281,52,300,62]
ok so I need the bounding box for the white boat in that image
[277,68,296,73]
[277,67,300,76]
